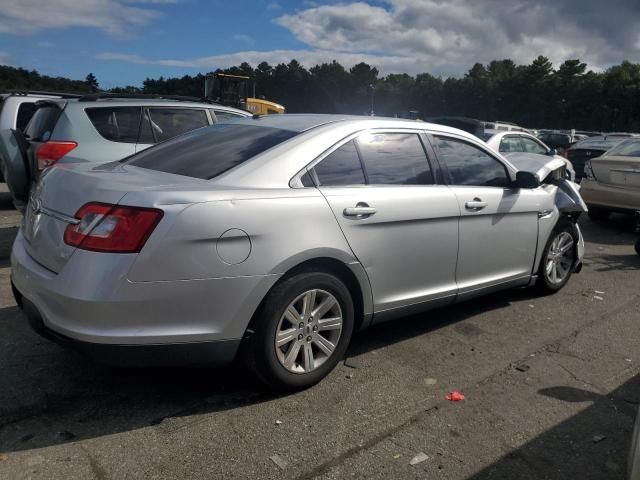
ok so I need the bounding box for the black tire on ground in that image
[635,239,640,256]
[244,271,354,391]
[588,207,611,221]
[536,221,577,294]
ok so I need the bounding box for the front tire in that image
[245,271,354,391]
[536,222,577,294]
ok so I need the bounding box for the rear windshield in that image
[573,137,621,151]
[126,124,297,179]
[604,139,640,157]
[23,104,61,141]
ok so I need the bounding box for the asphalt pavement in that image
[0,185,639,479]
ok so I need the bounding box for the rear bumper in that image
[10,228,280,365]
[14,284,240,367]
[580,178,640,212]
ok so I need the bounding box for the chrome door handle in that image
[344,205,377,217]
[465,198,488,211]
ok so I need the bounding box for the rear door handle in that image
[344,203,377,217]
[465,198,488,211]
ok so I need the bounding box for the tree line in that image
[2,56,640,132]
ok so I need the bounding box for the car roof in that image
[37,97,250,114]
[227,113,465,134]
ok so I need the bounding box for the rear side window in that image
[24,104,61,141]
[86,106,141,143]
[127,124,297,179]
[357,133,433,185]
[16,102,38,130]
[145,108,209,142]
[434,136,510,187]
[212,110,246,122]
[314,140,365,186]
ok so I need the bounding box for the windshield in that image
[573,136,622,151]
[126,123,298,179]
[605,139,640,157]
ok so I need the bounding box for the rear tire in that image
[536,221,577,294]
[635,239,640,256]
[244,271,354,391]
[588,207,611,221]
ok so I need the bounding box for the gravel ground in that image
[0,185,639,479]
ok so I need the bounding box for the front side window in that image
[499,136,523,153]
[85,106,141,143]
[356,133,434,185]
[146,108,209,142]
[521,137,548,155]
[435,136,510,187]
[314,140,365,186]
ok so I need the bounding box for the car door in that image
[312,131,460,318]
[136,107,210,152]
[430,133,542,297]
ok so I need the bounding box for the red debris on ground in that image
[445,391,465,401]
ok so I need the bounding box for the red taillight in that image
[64,202,163,253]
[36,141,78,170]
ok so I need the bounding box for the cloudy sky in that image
[0,0,638,87]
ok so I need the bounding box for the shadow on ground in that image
[470,375,640,480]
[0,285,538,454]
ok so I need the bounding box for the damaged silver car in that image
[10,115,586,390]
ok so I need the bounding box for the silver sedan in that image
[11,114,586,390]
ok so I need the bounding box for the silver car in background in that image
[0,95,251,210]
[484,129,576,181]
[11,115,586,390]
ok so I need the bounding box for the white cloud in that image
[97,49,419,74]
[233,34,255,45]
[276,0,640,75]
[96,0,640,77]
[0,0,167,36]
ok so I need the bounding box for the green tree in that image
[85,73,99,92]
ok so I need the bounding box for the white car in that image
[484,130,576,181]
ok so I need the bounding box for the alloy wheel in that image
[275,289,343,374]
[545,231,574,284]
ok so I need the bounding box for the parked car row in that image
[0,92,251,209]
[426,117,576,181]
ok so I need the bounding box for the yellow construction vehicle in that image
[204,73,285,115]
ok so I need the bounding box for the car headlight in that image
[584,160,595,180]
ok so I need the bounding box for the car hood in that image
[503,152,567,182]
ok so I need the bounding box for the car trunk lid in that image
[591,155,640,189]
[22,162,205,273]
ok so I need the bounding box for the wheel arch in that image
[243,254,373,344]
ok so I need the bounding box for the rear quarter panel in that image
[126,188,361,282]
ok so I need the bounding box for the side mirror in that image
[547,148,557,156]
[514,171,540,189]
